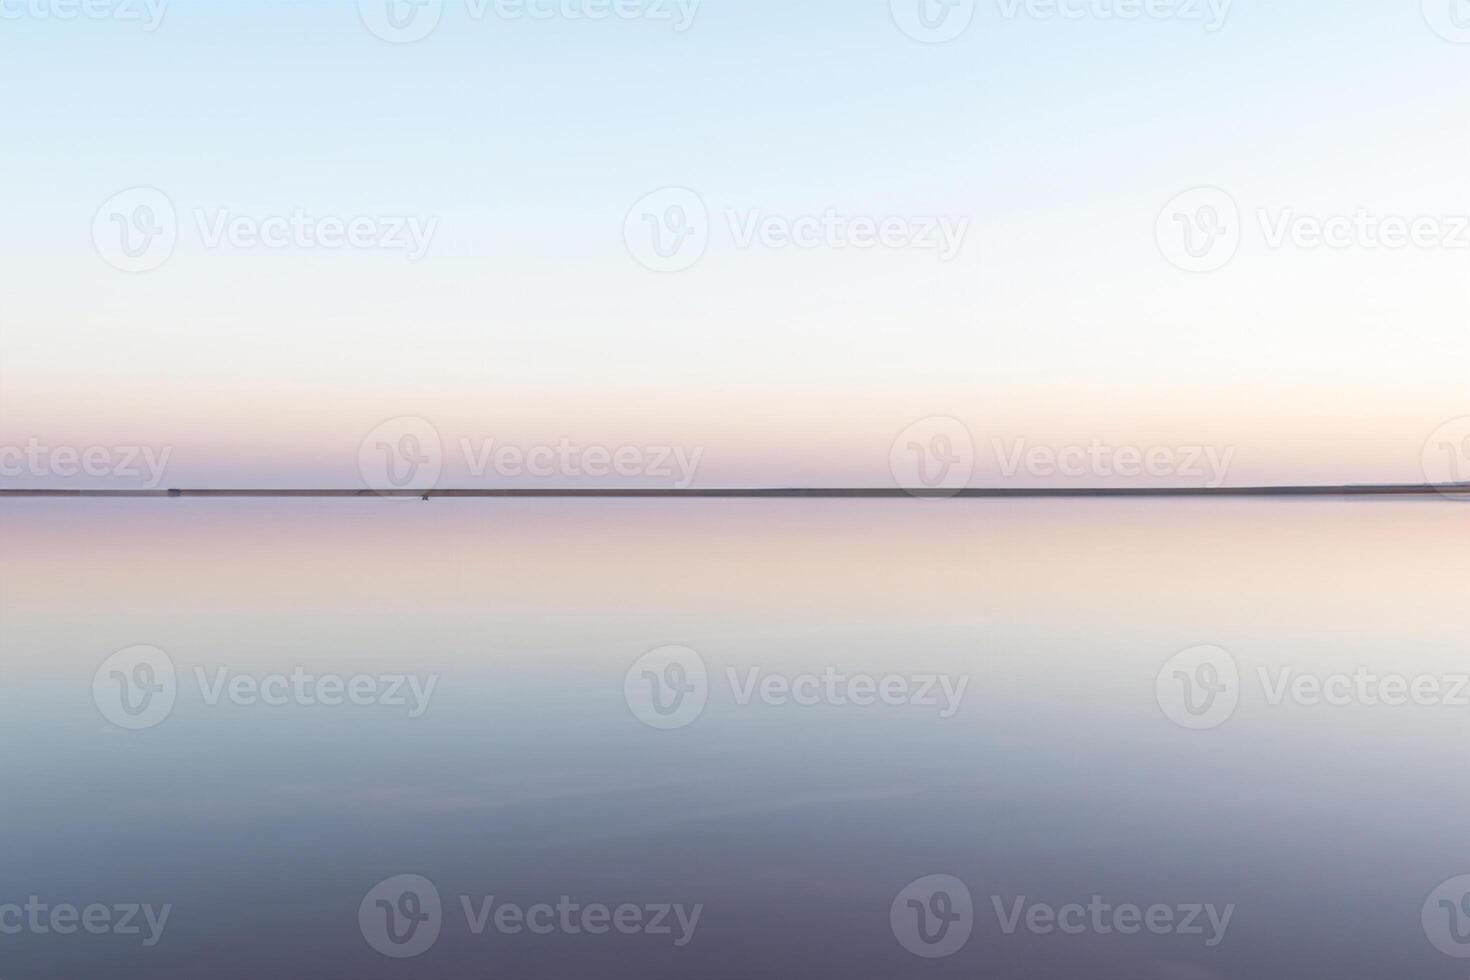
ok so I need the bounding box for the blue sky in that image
[1,0,1466,487]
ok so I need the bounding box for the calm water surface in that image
[1,499,1466,978]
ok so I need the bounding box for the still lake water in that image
[1,498,1466,978]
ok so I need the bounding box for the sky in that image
[1,0,1467,489]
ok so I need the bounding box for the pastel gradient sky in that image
[1,0,1466,488]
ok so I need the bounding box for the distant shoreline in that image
[2,485,1465,499]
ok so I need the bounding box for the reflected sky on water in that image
[1,498,1466,978]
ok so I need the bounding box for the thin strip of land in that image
[1,485,1465,499]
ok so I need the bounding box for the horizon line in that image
[2,484,1466,499]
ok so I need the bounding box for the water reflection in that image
[1,499,1466,977]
